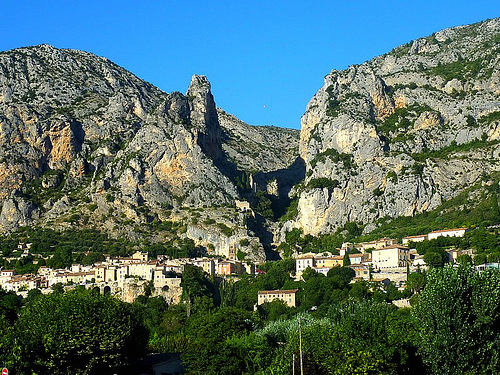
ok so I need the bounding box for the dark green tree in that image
[12,289,147,375]
[181,265,215,313]
[406,271,426,294]
[474,253,487,265]
[423,250,446,268]
[412,266,500,374]
[301,266,317,281]
[349,279,370,300]
[343,252,351,266]
[182,307,256,375]
[327,266,355,288]
[456,253,473,265]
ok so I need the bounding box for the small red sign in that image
[2,368,8,375]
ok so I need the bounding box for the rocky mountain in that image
[0,44,300,261]
[3,17,500,260]
[283,18,500,237]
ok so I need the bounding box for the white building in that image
[372,245,409,269]
[296,253,316,273]
[427,228,469,241]
[402,234,428,245]
[192,257,216,275]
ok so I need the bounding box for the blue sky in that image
[1,1,499,129]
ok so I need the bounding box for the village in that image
[0,227,476,306]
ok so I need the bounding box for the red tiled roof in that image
[428,228,468,234]
[403,234,427,239]
[258,289,298,295]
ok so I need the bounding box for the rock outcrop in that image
[285,18,500,236]
[0,44,300,260]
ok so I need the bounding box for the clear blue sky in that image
[1,1,499,129]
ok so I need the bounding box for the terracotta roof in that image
[258,289,298,295]
[428,228,468,234]
[296,255,315,259]
[372,277,390,282]
[375,245,409,250]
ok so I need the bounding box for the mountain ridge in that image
[1,17,500,260]
[280,17,500,239]
[0,43,300,261]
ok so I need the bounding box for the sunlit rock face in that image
[287,18,500,236]
[0,44,304,262]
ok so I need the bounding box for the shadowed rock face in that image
[285,18,500,236]
[0,45,241,232]
[0,44,302,261]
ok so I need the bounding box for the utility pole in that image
[299,317,304,375]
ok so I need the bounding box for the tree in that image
[412,266,500,374]
[343,252,351,266]
[259,299,293,321]
[474,253,487,265]
[301,266,317,281]
[181,264,215,311]
[406,272,426,294]
[327,266,355,288]
[349,279,370,301]
[0,287,22,324]
[13,289,147,374]
[423,250,445,268]
[456,253,473,265]
[182,307,256,375]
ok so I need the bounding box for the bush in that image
[12,289,147,374]
[307,178,340,191]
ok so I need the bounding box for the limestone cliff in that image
[287,18,500,236]
[0,44,299,261]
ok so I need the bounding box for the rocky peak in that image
[0,44,305,262]
[186,75,223,162]
[284,17,500,238]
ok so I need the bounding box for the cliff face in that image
[218,109,299,173]
[0,45,237,229]
[4,18,500,255]
[287,18,500,236]
[0,44,300,261]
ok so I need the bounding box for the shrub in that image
[307,178,340,191]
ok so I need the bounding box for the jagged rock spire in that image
[186,75,223,162]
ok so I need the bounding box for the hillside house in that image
[192,257,216,275]
[402,234,428,245]
[427,228,469,240]
[0,269,16,278]
[357,238,398,252]
[257,289,298,307]
[132,251,149,262]
[296,253,316,273]
[348,253,370,265]
[95,265,129,283]
[372,245,410,269]
[315,255,343,269]
[350,264,370,280]
[217,260,244,276]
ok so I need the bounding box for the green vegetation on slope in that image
[2,263,499,374]
[0,226,205,274]
[359,173,500,241]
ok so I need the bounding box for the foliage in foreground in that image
[412,266,500,374]
[1,265,500,374]
[1,289,147,375]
